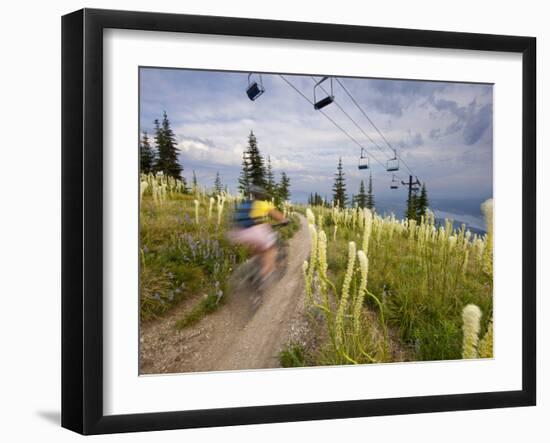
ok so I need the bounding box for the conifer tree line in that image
[405,182,429,223]
[140,115,291,203]
[140,110,187,189]
[307,192,330,207]
[238,131,291,205]
[329,157,429,219]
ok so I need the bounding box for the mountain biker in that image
[229,185,289,286]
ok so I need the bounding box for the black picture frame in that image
[61,8,536,435]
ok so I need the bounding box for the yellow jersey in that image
[250,200,275,220]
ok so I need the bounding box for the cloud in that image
[463,103,492,145]
[429,98,492,145]
[140,69,493,203]
[396,131,424,150]
[178,137,242,167]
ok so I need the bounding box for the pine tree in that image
[192,170,198,194]
[238,152,251,196]
[332,157,347,208]
[416,183,429,221]
[310,192,324,206]
[355,179,367,208]
[266,155,276,198]
[278,172,291,202]
[245,131,266,188]
[140,131,155,174]
[366,172,375,210]
[214,171,223,195]
[405,188,418,221]
[152,119,162,173]
[155,111,184,182]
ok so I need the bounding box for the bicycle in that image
[232,222,290,308]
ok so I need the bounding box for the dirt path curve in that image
[140,215,311,374]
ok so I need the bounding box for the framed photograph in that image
[62,8,536,435]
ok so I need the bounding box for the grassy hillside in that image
[296,202,493,366]
[139,173,297,325]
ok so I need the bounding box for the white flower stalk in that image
[317,230,328,281]
[362,208,372,254]
[306,208,315,226]
[308,224,318,275]
[474,236,485,262]
[318,213,324,230]
[481,198,493,276]
[462,249,469,275]
[208,197,215,221]
[478,321,493,358]
[448,235,457,250]
[336,242,356,345]
[194,199,200,225]
[462,304,482,359]
[333,224,338,241]
[408,219,417,239]
[353,250,369,334]
[140,181,148,203]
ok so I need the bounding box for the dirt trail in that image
[140,215,311,374]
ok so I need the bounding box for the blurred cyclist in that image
[229,185,288,286]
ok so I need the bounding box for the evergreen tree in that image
[355,179,368,208]
[278,172,291,202]
[366,172,375,210]
[192,170,198,194]
[405,188,418,221]
[309,192,324,206]
[245,131,266,187]
[152,119,162,173]
[416,183,429,221]
[214,171,223,195]
[332,157,347,208]
[266,155,276,198]
[238,152,251,196]
[154,111,184,182]
[140,131,155,174]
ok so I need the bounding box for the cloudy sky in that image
[140,67,493,222]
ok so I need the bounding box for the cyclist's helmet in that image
[249,185,267,200]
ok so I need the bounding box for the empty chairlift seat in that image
[246,73,265,101]
[358,148,369,170]
[390,174,399,189]
[386,150,400,172]
[313,76,335,110]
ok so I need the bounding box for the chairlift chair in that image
[358,148,369,170]
[313,76,335,110]
[390,174,399,189]
[246,73,265,101]
[387,150,400,172]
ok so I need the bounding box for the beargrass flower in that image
[462,304,482,359]
[478,321,493,358]
[481,198,493,276]
[353,250,369,334]
[306,208,315,226]
[336,241,356,346]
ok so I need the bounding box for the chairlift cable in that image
[310,76,393,161]
[279,75,388,170]
[335,78,419,179]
